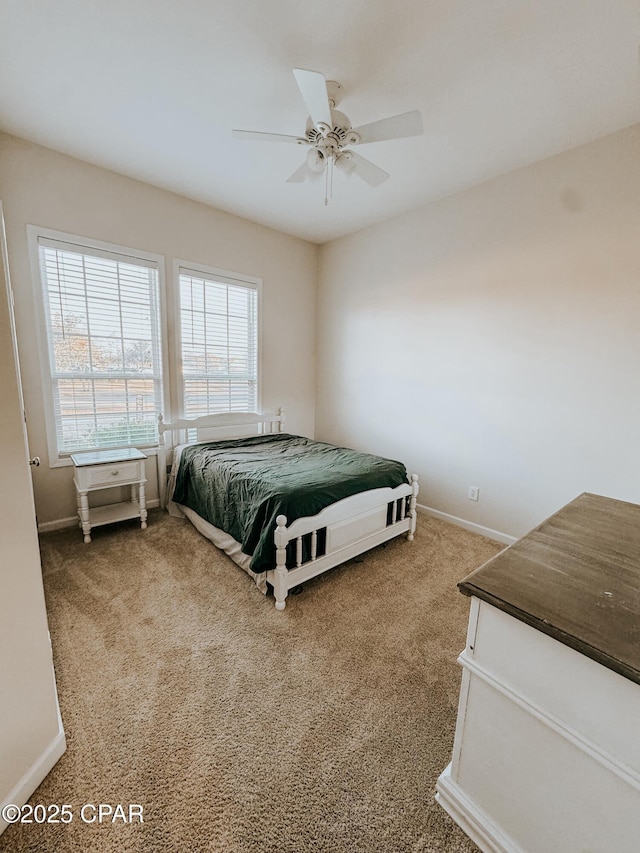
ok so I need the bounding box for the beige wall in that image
[4,124,640,539]
[316,124,640,539]
[0,132,318,526]
[0,207,63,821]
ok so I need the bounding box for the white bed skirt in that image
[178,504,268,594]
[166,443,267,594]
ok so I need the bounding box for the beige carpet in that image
[2,510,501,853]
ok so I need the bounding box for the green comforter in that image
[172,433,408,573]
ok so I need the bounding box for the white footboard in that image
[267,474,419,610]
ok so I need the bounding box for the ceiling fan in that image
[233,68,423,204]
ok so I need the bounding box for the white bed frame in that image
[157,409,418,610]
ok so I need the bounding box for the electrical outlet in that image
[468,486,479,502]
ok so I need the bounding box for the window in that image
[33,232,165,458]
[177,262,259,417]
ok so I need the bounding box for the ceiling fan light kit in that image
[232,68,423,205]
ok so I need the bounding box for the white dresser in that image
[437,493,640,853]
[71,448,147,543]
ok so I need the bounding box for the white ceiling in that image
[1,0,639,244]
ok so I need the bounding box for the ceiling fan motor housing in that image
[306,109,360,159]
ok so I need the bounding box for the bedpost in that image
[277,406,285,433]
[408,474,419,541]
[273,514,289,610]
[157,413,167,509]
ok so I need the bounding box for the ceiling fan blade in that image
[348,151,390,187]
[233,129,304,144]
[293,68,333,128]
[351,110,423,144]
[286,161,309,183]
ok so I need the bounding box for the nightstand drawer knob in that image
[111,469,119,475]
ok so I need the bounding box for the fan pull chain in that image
[324,155,334,206]
[324,158,329,206]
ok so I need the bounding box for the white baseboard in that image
[435,764,523,853]
[39,500,510,544]
[0,726,66,836]
[38,499,160,533]
[37,515,80,533]
[418,504,516,545]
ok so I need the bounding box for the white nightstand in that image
[71,448,148,543]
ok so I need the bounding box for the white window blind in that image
[38,237,164,454]
[179,267,258,417]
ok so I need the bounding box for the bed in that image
[157,409,418,610]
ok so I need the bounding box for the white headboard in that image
[156,408,285,508]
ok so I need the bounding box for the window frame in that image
[28,225,170,468]
[172,258,262,421]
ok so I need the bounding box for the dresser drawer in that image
[76,460,144,489]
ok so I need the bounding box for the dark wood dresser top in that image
[459,493,640,684]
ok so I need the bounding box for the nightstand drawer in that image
[83,460,143,488]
